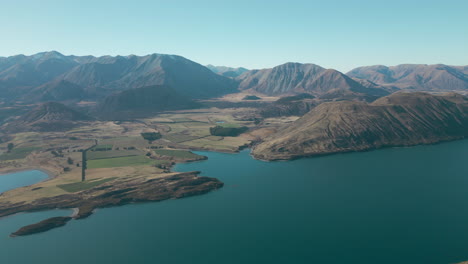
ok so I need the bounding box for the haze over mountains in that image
[0,51,237,103]
[0,51,467,112]
[206,65,248,78]
[347,64,468,91]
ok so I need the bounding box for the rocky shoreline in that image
[2,171,223,236]
[252,136,468,161]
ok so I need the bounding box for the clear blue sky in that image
[0,0,467,72]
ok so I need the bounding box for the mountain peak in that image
[236,62,388,99]
[31,51,66,60]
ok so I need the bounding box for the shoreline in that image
[70,208,79,218]
[0,171,224,235]
[251,136,468,161]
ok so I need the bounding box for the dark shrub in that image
[209,126,248,137]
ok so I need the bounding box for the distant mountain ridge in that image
[0,51,237,103]
[236,62,391,101]
[347,64,468,91]
[1,51,467,106]
[206,65,249,78]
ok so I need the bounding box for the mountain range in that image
[0,51,237,103]
[347,64,468,91]
[236,62,393,101]
[0,51,467,111]
[0,51,467,163]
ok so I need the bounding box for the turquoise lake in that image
[1,140,468,264]
[0,170,48,194]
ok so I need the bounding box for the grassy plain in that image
[0,103,294,207]
[0,147,41,161]
[57,177,117,192]
[87,155,154,169]
[154,149,203,159]
[87,149,143,160]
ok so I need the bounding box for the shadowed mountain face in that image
[347,64,468,91]
[236,63,391,100]
[31,80,85,101]
[252,92,468,160]
[98,85,200,119]
[3,102,92,132]
[21,102,91,123]
[55,54,237,99]
[0,52,237,102]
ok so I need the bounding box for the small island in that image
[242,95,261,100]
[10,217,72,237]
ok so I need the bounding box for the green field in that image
[57,178,117,193]
[87,155,154,169]
[219,123,240,128]
[154,149,203,159]
[99,137,147,148]
[163,134,200,143]
[87,150,142,160]
[171,118,196,122]
[0,147,40,161]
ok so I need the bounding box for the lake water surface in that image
[1,140,468,264]
[0,170,49,193]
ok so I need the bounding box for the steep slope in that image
[237,63,390,100]
[21,102,91,123]
[3,102,92,132]
[29,80,85,101]
[454,66,468,75]
[43,54,237,99]
[98,85,200,119]
[347,64,468,91]
[237,63,325,95]
[252,92,468,160]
